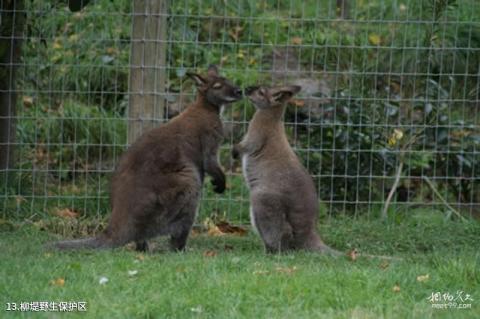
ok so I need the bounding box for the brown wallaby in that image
[233,85,339,254]
[51,65,242,252]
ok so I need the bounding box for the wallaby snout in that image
[187,65,243,106]
[244,85,301,109]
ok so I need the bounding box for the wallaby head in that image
[244,85,301,109]
[187,65,243,107]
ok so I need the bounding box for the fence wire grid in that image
[1,0,479,224]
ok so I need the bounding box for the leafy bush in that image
[8,0,479,218]
[17,100,126,179]
[22,0,131,111]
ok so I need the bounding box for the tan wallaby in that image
[51,65,242,252]
[233,85,339,254]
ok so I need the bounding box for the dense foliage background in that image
[2,0,479,222]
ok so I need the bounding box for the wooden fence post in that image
[128,0,168,144]
[0,0,25,171]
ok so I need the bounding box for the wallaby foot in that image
[135,240,149,252]
[169,233,189,251]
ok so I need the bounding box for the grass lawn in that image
[1,213,479,318]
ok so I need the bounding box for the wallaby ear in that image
[207,64,219,77]
[186,72,207,87]
[271,85,302,102]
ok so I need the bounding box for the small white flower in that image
[99,276,109,285]
[190,306,202,313]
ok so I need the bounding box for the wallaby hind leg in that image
[168,192,199,252]
[135,240,149,252]
[251,193,293,253]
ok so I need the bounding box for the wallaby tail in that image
[304,233,343,256]
[48,235,119,251]
[316,243,343,257]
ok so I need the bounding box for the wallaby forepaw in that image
[212,178,226,193]
[232,145,240,159]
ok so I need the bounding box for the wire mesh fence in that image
[1,0,479,224]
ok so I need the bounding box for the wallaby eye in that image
[212,82,223,89]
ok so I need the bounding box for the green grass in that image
[1,214,479,318]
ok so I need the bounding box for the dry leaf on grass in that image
[99,276,108,285]
[348,248,358,261]
[291,36,303,45]
[50,278,65,287]
[253,270,270,275]
[54,208,79,219]
[416,274,429,282]
[275,266,298,274]
[368,33,381,45]
[207,226,225,237]
[203,250,217,257]
[215,221,247,236]
[392,284,401,292]
[379,260,390,269]
[228,26,244,41]
[206,219,247,237]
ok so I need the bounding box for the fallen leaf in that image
[275,266,298,274]
[68,34,79,43]
[176,266,186,273]
[207,226,224,237]
[253,270,270,275]
[215,221,247,236]
[99,276,108,285]
[348,248,358,261]
[393,284,401,292]
[106,47,117,55]
[136,254,145,261]
[54,208,79,219]
[22,96,33,108]
[52,40,62,50]
[228,26,243,41]
[379,260,390,269]
[51,278,65,287]
[388,128,404,146]
[237,50,245,59]
[368,33,381,46]
[416,274,429,282]
[128,270,138,276]
[291,36,303,45]
[203,250,217,257]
